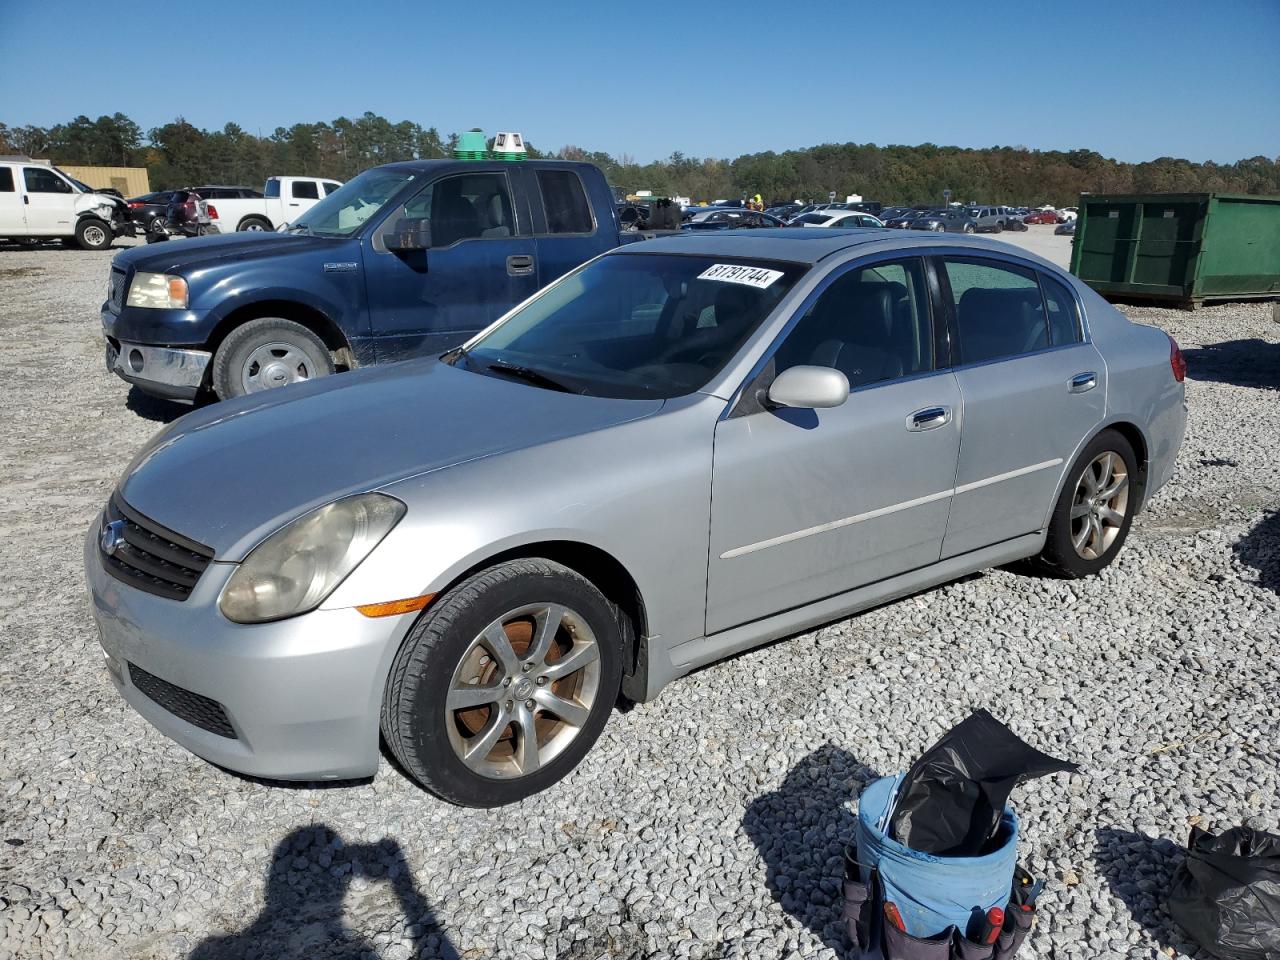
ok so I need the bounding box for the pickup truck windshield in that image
[288,169,416,237]
[454,253,806,399]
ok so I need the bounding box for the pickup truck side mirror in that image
[384,216,431,252]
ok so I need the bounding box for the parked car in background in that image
[765,203,803,221]
[1003,216,1029,232]
[1024,209,1058,225]
[879,206,915,222]
[86,229,1187,806]
[965,206,1009,233]
[0,157,135,249]
[790,210,885,229]
[683,209,785,230]
[1057,206,1078,223]
[617,203,651,230]
[102,159,663,402]
[203,176,342,233]
[1055,219,1077,236]
[884,209,934,229]
[162,190,216,239]
[910,209,977,233]
[126,191,178,235]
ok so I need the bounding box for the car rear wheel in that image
[210,317,334,400]
[75,219,112,251]
[238,216,271,232]
[381,559,623,807]
[963,223,976,234]
[1032,429,1138,578]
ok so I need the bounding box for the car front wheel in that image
[1033,429,1138,577]
[381,559,623,806]
[75,218,112,250]
[210,317,334,399]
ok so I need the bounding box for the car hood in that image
[119,360,664,560]
[110,232,344,276]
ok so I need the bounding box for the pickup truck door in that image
[522,165,618,285]
[21,166,76,235]
[0,167,25,233]
[362,168,539,362]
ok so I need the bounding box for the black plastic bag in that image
[1168,825,1280,960]
[890,709,1078,856]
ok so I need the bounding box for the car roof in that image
[615,228,1066,270]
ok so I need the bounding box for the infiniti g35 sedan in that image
[85,229,1187,807]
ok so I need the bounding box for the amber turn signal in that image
[356,593,436,618]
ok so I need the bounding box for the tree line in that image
[2,112,1277,206]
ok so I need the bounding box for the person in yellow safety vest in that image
[753,194,764,212]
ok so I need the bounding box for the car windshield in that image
[451,253,807,399]
[54,169,92,193]
[287,168,416,237]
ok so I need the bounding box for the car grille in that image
[99,494,214,601]
[108,268,127,312]
[127,663,236,739]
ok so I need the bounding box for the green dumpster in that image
[1069,193,1280,308]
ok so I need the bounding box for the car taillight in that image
[1169,334,1186,382]
[207,204,219,219]
[127,201,144,208]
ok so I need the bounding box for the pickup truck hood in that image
[111,232,344,275]
[119,360,663,560]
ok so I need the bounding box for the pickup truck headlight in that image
[219,494,405,624]
[126,272,189,309]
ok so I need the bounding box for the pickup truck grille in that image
[108,268,127,312]
[99,494,214,601]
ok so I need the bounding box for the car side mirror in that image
[384,216,431,252]
[767,365,850,409]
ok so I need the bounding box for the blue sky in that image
[2,0,1276,164]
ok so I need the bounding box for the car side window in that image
[23,167,71,193]
[0,168,14,192]
[404,172,515,246]
[536,170,594,234]
[944,258,1048,364]
[291,181,319,200]
[323,182,342,196]
[773,258,934,389]
[1041,273,1083,345]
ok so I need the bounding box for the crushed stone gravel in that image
[0,240,1277,960]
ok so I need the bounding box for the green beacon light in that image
[454,129,489,161]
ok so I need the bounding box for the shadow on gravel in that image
[1094,827,1203,957]
[125,386,202,424]
[1233,509,1280,594]
[743,745,880,958]
[1182,338,1280,391]
[188,824,460,960]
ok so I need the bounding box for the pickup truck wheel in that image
[75,219,112,250]
[381,559,623,807]
[211,318,334,399]
[238,217,272,232]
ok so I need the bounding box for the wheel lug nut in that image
[522,663,531,673]
[536,676,547,685]
[525,699,535,709]
[505,700,513,710]
[503,678,510,687]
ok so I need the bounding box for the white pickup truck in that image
[205,176,343,233]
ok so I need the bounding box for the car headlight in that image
[126,272,189,309]
[219,493,405,624]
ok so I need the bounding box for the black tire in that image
[149,216,167,234]
[1032,429,1138,578]
[963,223,976,234]
[381,559,624,807]
[210,317,334,400]
[75,218,112,251]
[994,221,1004,233]
[238,216,272,232]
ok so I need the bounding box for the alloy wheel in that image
[1070,451,1129,560]
[240,341,316,392]
[445,603,601,780]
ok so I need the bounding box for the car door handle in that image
[288,202,300,206]
[907,406,952,431]
[1070,372,1097,393]
[507,254,535,277]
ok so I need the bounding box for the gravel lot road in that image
[1,240,1277,960]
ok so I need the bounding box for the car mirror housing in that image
[384,216,431,252]
[767,365,850,410]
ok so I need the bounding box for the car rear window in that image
[291,181,319,200]
[265,179,280,198]
[537,170,594,234]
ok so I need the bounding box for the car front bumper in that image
[84,521,412,781]
[105,337,210,402]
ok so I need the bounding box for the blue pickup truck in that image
[102,159,648,402]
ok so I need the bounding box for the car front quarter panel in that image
[322,396,721,687]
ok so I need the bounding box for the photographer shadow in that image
[743,745,880,957]
[189,824,459,960]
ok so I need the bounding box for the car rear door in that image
[937,255,1106,558]
[704,255,961,635]
[525,166,615,286]
[0,167,24,234]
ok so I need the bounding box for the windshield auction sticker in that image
[697,264,785,288]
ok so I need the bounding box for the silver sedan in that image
[85,230,1187,806]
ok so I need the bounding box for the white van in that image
[0,157,135,250]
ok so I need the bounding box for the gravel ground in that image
[1,239,1277,960]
